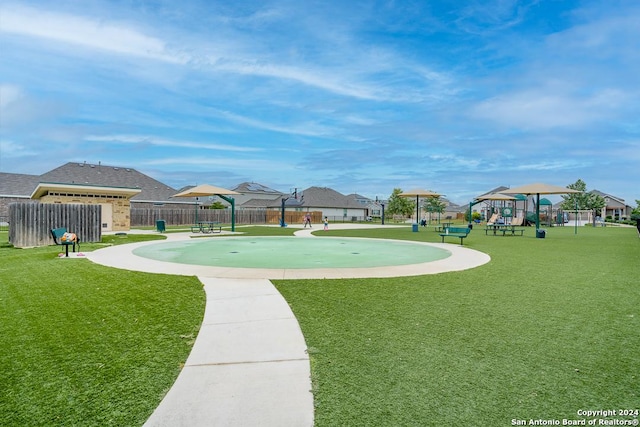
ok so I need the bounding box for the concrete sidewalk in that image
[143,277,314,427]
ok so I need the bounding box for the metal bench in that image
[50,227,80,257]
[439,227,471,245]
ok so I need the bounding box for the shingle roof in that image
[233,182,282,195]
[591,189,628,207]
[240,198,278,208]
[476,186,510,199]
[299,187,363,209]
[37,162,178,202]
[0,172,41,197]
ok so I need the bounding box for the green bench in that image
[50,227,80,257]
[439,227,471,245]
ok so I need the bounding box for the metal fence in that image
[0,216,8,232]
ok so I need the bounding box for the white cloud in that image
[0,139,37,158]
[0,4,187,63]
[143,156,290,171]
[0,84,23,109]
[471,88,627,129]
[212,110,336,138]
[85,135,261,152]
[0,4,453,103]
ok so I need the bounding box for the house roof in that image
[0,172,41,198]
[36,162,179,202]
[591,189,628,207]
[239,198,277,208]
[347,193,371,200]
[233,182,282,195]
[299,187,364,209]
[476,186,510,199]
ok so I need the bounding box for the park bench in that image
[50,227,80,257]
[439,226,471,245]
[191,221,222,233]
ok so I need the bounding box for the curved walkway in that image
[84,224,490,426]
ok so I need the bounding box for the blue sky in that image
[1,0,638,205]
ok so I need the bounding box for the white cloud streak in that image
[0,4,186,63]
[85,135,261,152]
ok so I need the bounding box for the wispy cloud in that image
[470,85,629,129]
[0,140,38,158]
[209,109,339,138]
[85,135,261,152]
[0,5,187,64]
[143,156,291,172]
[1,3,455,103]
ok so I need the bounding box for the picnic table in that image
[433,222,453,232]
[191,221,222,234]
[484,224,525,236]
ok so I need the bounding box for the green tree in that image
[208,201,226,209]
[630,200,640,219]
[425,196,447,222]
[386,188,414,219]
[561,179,606,225]
[560,179,588,210]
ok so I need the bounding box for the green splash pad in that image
[132,237,450,269]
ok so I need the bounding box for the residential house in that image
[591,190,633,220]
[0,162,185,231]
[0,172,41,217]
[233,182,284,208]
[294,186,368,221]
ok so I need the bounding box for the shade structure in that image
[502,183,581,231]
[172,184,240,231]
[172,184,240,198]
[474,193,516,201]
[400,189,441,231]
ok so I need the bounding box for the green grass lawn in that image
[1,225,639,426]
[0,232,205,426]
[274,225,640,426]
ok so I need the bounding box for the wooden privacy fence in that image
[131,208,233,226]
[131,208,323,227]
[131,209,266,226]
[265,211,322,225]
[9,203,101,248]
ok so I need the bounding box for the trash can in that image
[536,229,546,239]
[412,223,419,232]
[156,220,166,233]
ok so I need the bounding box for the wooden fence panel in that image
[265,211,322,225]
[131,208,272,226]
[9,203,102,248]
[130,208,323,227]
